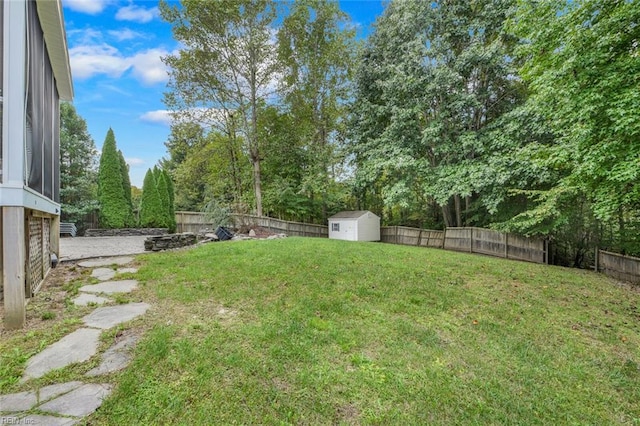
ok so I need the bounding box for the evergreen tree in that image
[156,171,171,228]
[59,103,98,230]
[139,168,163,228]
[118,150,134,226]
[162,168,177,232]
[97,128,130,228]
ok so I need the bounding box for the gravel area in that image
[59,236,148,262]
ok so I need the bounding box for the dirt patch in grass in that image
[0,263,90,336]
[335,403,361,425]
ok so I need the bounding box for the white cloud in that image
[125,157,145,167]
[69,44,130,79]
[63,0,111,15]
[66,28,103,45]
[140,110,173,126]
[130,49,170,85]
[108,28,143,42]
[116,5,158,23]
[69,44,170,85]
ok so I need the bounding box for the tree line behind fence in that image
[173,211,640,285]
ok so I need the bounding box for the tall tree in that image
[161,0,279,217]
[277,0,356,221]
[349,0,520,227]
[59,103,98,228]
[139,168,163,228]
[172,130,250,211]
[162,168,177,232]
[118,150,134,226]
[160,121,206,174]
[506,0,640,254]
[97,129,132,228]
[156,169,171,228]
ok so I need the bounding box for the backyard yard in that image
[3,237,640,424]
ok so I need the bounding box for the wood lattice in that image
[26,215,50,297]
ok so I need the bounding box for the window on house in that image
[332,223,340,232]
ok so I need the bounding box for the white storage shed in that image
[328,211,380,242]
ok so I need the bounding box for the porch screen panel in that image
[0,0,4,183]
[42,53,53,199]
[27,1,43,194]
[53,97,60,202]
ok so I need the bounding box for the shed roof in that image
[36,0,74,101]
[329,210,377,220]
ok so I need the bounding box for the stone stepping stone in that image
[78,257,133,268]
[39,382,84,403]
[82,303,150,330]
[73,293,110,307]
[117,267,138,275]
[19,415,77,425]
[0,382,84,413]
[39,383,112,417]
[0,390,37,412]
[78,280,138,295]
[86,334,139,377]
[22,329,102,381]
[91,268,116,281]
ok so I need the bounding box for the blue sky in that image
[61,0,385,187]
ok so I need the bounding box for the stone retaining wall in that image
[144,233,198,251]
[85,228,168,237]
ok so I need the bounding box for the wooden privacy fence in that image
[596,249,640,284]
[380,226,444,248]
[175,211,213,233]
[174,212,328,238]
[232,214,328,238]
[381,226,547,264]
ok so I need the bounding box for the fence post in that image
[504,233,509,259]
[544,239,549,264]
[594,246,599,272]
[470,228,474,253]
[442,228,446,249]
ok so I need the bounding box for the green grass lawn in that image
[0,238,640,425]
[83,238,638,424]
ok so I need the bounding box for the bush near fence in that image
[174,212,640,284]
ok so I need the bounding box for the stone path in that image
[0,256,148,425]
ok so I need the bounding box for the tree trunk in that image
[253,157,263,217]
[441,204,451,228]
[454,194,462,227]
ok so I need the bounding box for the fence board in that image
[444,228,472,252]
[598,250,640,284]
[472,228,507,258]
[507,234,546,264]
[421,230,445,248]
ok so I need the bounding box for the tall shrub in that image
[163,169,177,232]
[118,150,134,225]
[139,168,163,227]
[156,171,171,228]
[97,129,130,228]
